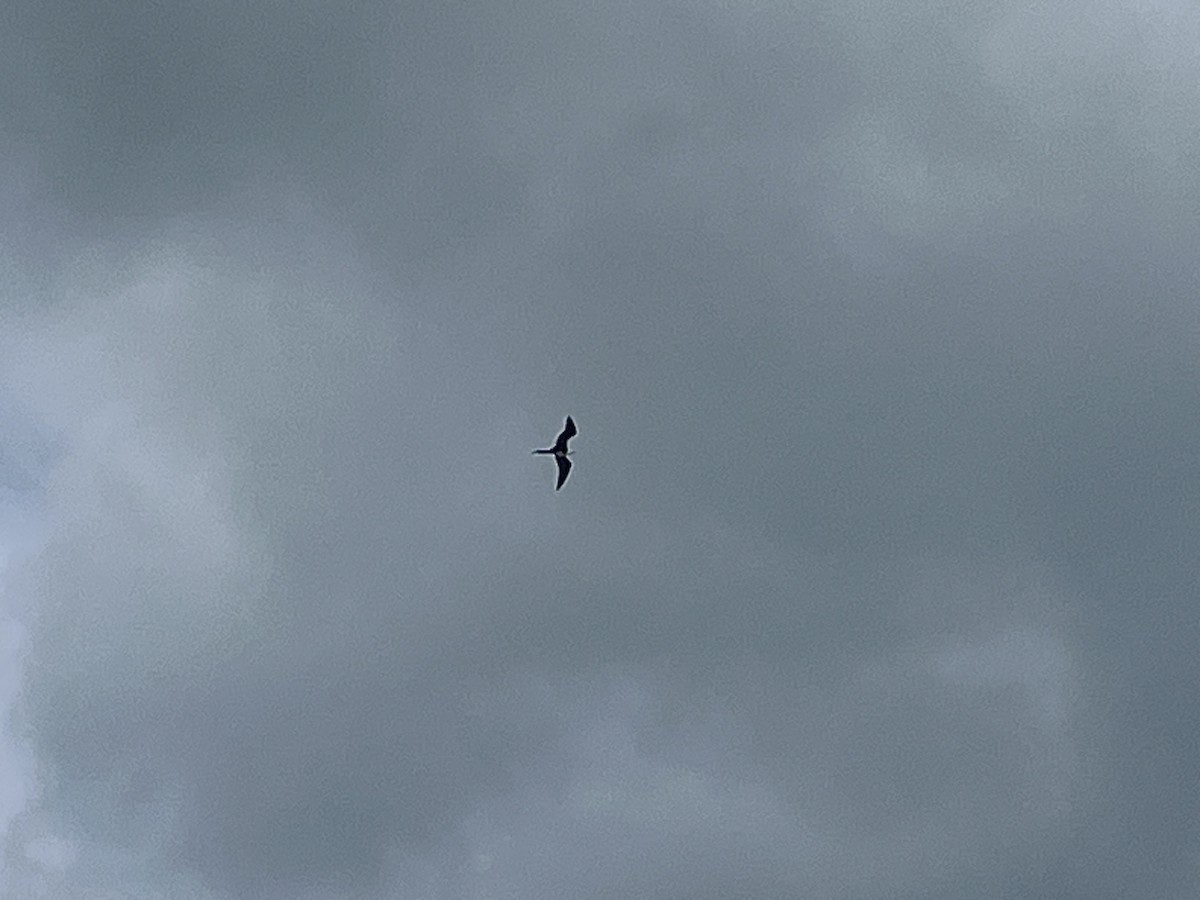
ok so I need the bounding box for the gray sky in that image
[1,1,1199,897]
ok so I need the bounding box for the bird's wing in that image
[553,416,577,452]
[555,455,572,490]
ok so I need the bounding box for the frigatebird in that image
[532,415,576,490]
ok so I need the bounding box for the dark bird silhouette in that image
[532,415,577,490]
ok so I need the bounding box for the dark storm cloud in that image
[2,0,1199,898]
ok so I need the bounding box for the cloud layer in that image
[2,1,1199,897]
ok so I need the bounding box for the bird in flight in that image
[532,415,577,490]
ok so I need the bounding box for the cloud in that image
[1,0,1198,897]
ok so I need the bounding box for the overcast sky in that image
[1,1,1199,898]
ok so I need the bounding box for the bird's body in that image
[533,416,576,489]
